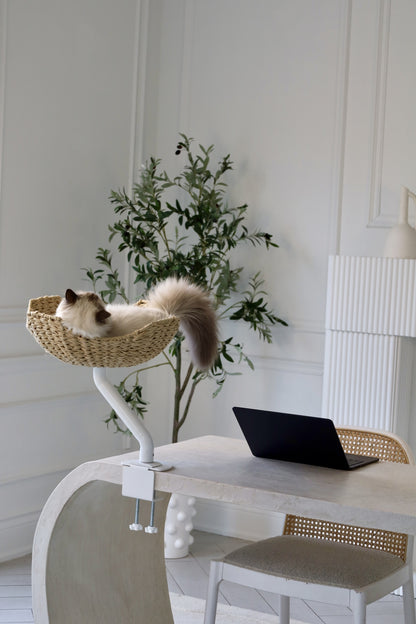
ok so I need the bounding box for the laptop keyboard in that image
[346,453,368,467]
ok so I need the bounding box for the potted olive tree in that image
[85,135,287,555]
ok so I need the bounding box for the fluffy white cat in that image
[55,277,218,370]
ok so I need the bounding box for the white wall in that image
[1,0,415,555]
[0,0,141,560]
[141,0,416,438]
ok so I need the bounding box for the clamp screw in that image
[145,494,158,534]
[129,499,143,532]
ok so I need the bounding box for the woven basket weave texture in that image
[26,295,180,368]
[284,427,413,561]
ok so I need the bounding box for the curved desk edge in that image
[32,460,173,624]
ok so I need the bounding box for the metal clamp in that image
[123,463,162,534]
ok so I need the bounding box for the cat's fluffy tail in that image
[147,277,218,370]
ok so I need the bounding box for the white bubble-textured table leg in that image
[164,493,197,558]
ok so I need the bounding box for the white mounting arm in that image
[93,367,155,464]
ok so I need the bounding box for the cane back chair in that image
[203,426,416,624]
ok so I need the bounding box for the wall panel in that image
[341,0,416,255]
[0,0,141,559]
[142,0,348,435]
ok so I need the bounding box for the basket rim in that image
[26,294,180,367]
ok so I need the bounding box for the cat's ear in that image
[96,309,111,324]
[65,289,78,304]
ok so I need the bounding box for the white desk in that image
[32,435,416,623]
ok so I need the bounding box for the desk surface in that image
[99,435,416,534]
[32,434,416,623]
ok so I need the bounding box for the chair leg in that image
[351,591,366,624]
[403,578,416,624]
[203,560,224,624]
[279,595,290,624]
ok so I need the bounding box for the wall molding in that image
[0,353,63,372]
[0,509,39,532]
[290,318,325,334]
[0,388,98,413]
[122,0,148,300]
[178,0,195,132]
[0,305,25,323]
[367,0,392,228]
[256,357,323,377]
[128,0,148,192]
[0,354,97,406]
[0,509,40,563]
[0,462,76,490]
[329,0,352,255]
[0,0,7,232]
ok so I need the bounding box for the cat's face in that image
[55,289,111,338]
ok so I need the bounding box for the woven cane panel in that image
[284,428,412,562]
[337,428,411,464]
[26,296,180,368]
[283,516,408,561]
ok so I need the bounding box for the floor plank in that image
[0,531,414,624]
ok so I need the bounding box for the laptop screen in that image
[233,407,378,470]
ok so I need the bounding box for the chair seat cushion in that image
[223,535,405,590]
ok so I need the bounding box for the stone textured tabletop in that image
[98,435,416,534]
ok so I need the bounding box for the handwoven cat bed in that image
[26,295,180,368]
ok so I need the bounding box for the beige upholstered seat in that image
[224,535,404,589]
[203,427,416,624]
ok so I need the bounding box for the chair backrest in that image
[283,426,415,562]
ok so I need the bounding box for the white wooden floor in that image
[0,530,411,623]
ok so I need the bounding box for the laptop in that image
[233,407,379,470]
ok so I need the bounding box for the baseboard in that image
[194,498,285,541]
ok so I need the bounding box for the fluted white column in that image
[322,256,416,435]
